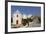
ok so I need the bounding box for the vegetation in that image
[11,17,13,23]
[22,17,32,26]
[22,18,28,26]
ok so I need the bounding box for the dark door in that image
[16,20,18,24]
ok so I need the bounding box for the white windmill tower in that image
[12,10,22,27]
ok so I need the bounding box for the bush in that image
[22,18,28,26]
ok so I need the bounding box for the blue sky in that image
[11,6,41,16]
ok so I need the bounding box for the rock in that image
[31,16,40,24]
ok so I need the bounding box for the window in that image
[17,15,18,17]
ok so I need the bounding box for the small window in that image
[17,15,18,17]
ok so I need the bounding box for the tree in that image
[22,18,28,26]
[11,17,13,23]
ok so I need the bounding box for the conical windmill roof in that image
[13,10,22,17]
[15,10,21,14]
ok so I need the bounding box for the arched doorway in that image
[16,20,18,25]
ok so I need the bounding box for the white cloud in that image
[27,14,32,18]
[22,14,27,19]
